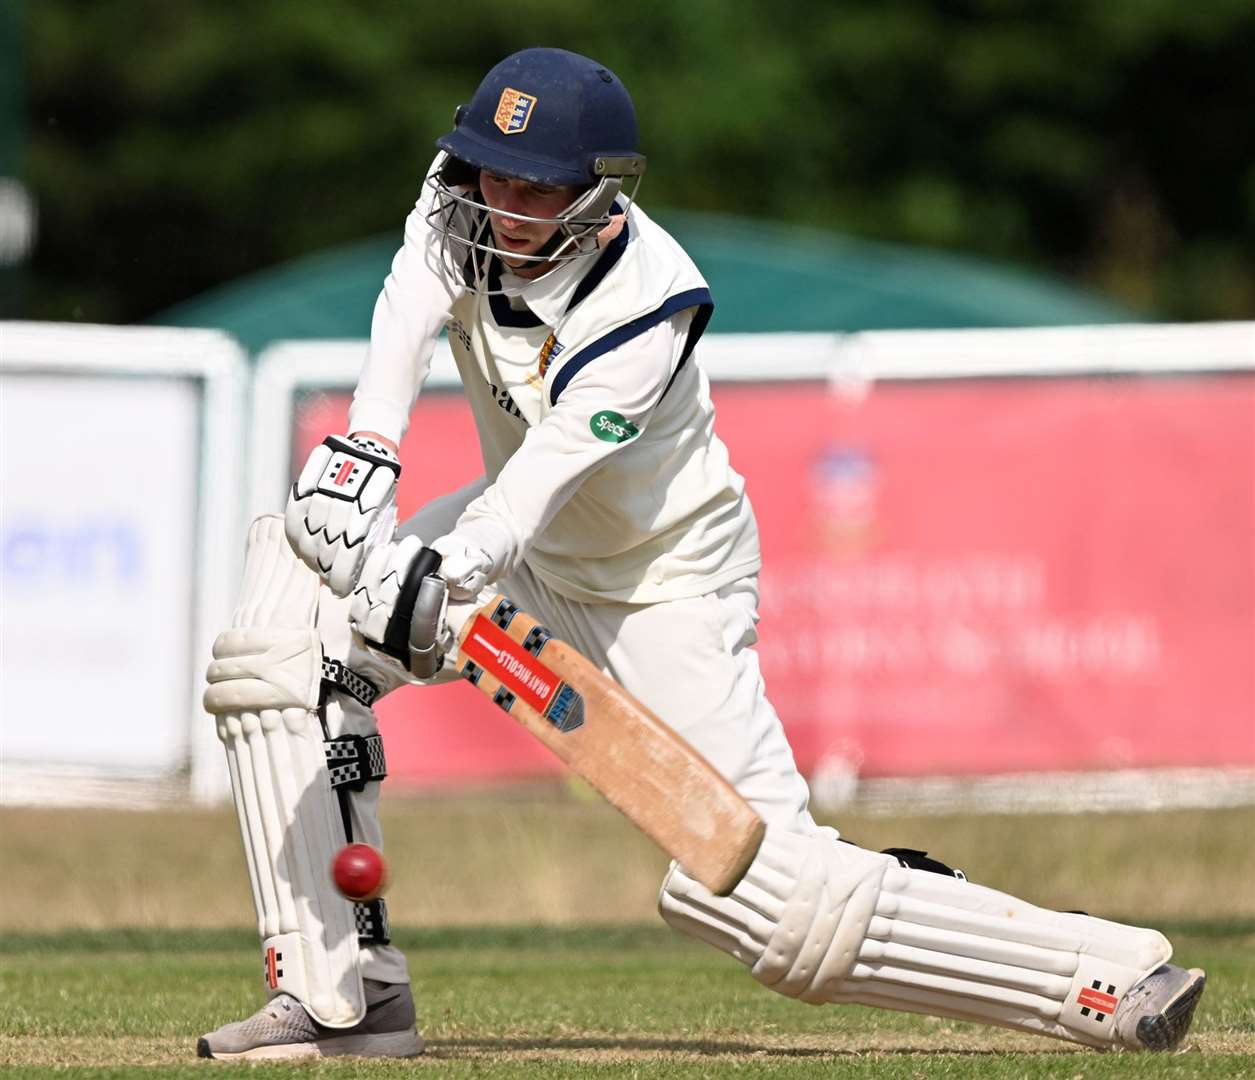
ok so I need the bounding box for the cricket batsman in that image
[199,47,1206,1059]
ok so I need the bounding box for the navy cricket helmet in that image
[426,47,646,292]
[437,47,643,186]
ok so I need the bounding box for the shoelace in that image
[263,997,296,1020]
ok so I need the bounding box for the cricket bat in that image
[454,594,765,895]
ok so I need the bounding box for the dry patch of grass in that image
[1,799,1251,931]
[3,1031,1252,1070]
[0,1035,189,1068]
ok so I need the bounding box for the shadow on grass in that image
[4,919,1252,955]
[428,1036,1072,1058]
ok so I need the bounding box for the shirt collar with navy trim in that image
[488,209,632,329]
[494,258,582,327]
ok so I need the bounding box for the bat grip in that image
[408,575,449,678]
[380,546,442,665]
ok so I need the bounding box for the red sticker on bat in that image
[461,615,559,713]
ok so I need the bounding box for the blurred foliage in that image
[19,0,1255,323]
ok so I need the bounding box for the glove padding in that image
[351,536,448,679]
[430,534,496,600]
[285,434,400,597]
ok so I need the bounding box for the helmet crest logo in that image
[493,88,537,135]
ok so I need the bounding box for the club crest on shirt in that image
[494,88,537,135]
[538,333,565,377]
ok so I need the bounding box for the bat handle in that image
[452,593,507,645]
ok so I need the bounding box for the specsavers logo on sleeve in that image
[590,410,640,443]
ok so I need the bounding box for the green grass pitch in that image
[1,922,1252,1077]
[2,802,1252,1076]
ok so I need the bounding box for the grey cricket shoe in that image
[1113,964,1206,1051]
[197,977,423,1060]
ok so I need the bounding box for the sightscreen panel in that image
[2,373,199,770]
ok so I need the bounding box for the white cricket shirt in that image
[350,159,761,603]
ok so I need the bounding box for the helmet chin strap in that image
[501,175,624,263]
[551,177,624,257]
[525,227,570,264]
[501,185,625,278]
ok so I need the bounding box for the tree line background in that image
[15,0,1255,325]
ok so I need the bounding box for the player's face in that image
[478,170,581,276]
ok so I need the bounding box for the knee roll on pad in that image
[204,515,366,1028]
[659,827,887,1004]
[659,826,1172,1048]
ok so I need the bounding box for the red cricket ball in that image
[331,843,389,902]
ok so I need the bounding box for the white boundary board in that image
[0,321,249,803]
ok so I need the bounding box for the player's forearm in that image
[349,291,439,442]
[349,196,457,443]
[450,337,675,579]
[448,427,593,583]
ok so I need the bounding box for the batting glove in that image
[430,531,505,600]
[351,536,448,679]
[285,434,400,596]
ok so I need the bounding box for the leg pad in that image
[659,825,1172,1048]
[206,516,366,1027]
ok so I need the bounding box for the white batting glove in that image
[430,534,495,600]
[350,536,449,678]
[285,434,400,596]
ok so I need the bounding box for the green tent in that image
[153,210,1133,355]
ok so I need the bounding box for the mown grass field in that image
[2,800,1253,1077]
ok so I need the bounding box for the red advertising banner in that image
[294,373,1255,784]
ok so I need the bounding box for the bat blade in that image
[455,595,764,895]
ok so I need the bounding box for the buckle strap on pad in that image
[321,656,379,707]
[355,898,390,944]
[881,847,966,880]
[325,734,387,791]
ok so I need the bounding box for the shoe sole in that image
[197,1028,423,1060]
[1134,968,1206,1051]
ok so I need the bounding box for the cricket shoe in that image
[1113,964,1206,1051]
[196,978,423,1060]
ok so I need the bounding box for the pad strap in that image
[880,847,966,880]
[354,899,391,944]
[321,656,380,707]
[324,734,388,791]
